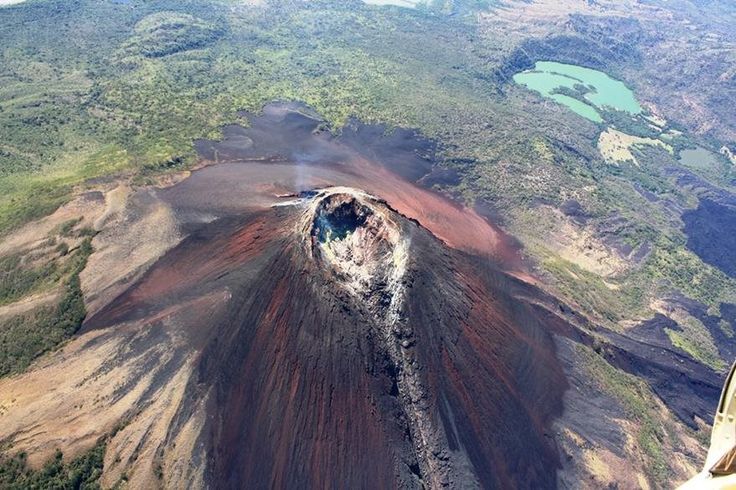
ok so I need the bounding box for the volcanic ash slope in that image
[0,186,570,488]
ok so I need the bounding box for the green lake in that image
[679,147,720,169]
[513,61,642,123]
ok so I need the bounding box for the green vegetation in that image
[0,238,92,377]
[0,0,493,235]
[0,252,59,306]
[579,344,681,486]
[0,441,105,489]
[645,243,736,310]
[122,12,223,59]
[0,216,100,309]
[542,256,628,324]
[667,327,725,372]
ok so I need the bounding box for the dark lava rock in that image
[86,188,568,489]
[683,198,736,278]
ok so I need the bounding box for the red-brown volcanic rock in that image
[192,102,521,265]
[83,186,567,488]
[0,103,718,488]
[0,102,717,490]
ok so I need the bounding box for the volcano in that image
[0,103,721,489]
[79,185,568,488]
[0,180,569,488]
